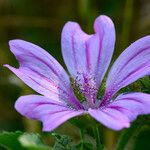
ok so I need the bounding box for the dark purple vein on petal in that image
[27,67,71,97]
[71,31,78,72]
[26,75,68,101]
[13,44,69,88]
[117,60,150,86]
[117,46,150,74]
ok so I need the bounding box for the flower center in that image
[70,72,99,109]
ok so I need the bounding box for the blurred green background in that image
[0,0,150,149]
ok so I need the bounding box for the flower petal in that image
[61,15,115,104]
[5,40,83,109]
[88,108,130,131]
[102,36,150,104]
[90,92,150,131]
[15,95,85,131]
[109,92,150,121]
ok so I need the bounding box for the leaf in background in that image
[115,116,149,150]
[0,131,51,150]
[52,133,73,150]
[75,142,93,150]
[0,131,24,150]
[134,126,150,150]
[139,76,150,93]
[52,132,95,150]
[19,133,51,150]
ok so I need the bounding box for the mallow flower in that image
[4,15,150,131]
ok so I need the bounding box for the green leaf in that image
[0,131,51,150]
[115,117,145,150]
[0,131,24,150]
[52,133,72,150]
[19,133,50,150]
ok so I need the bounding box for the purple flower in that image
[4,15,150,131]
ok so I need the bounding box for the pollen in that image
[70,71,98,108]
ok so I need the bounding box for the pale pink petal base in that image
[15,95,85,131]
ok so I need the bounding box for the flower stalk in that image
[115,119,143,150]
[93,125,103,150]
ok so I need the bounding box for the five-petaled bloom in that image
[5,15,150,131]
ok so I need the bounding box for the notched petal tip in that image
[64,21,79,26]
[63,21,79,27]
[3,64,17,71]
[3,64,9,68]
[88,108,130,131]
[9,39,16,46]
[95,15,112,23]
[3,64,18,73]
[3,64,16,74]
[8,39,31,57]
[61,21,81,36]
[9,39,24,47]
[94,15,115,33]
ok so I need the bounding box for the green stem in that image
[80,129,84,150]
[93,125,103,150]
[115,121,143,150]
